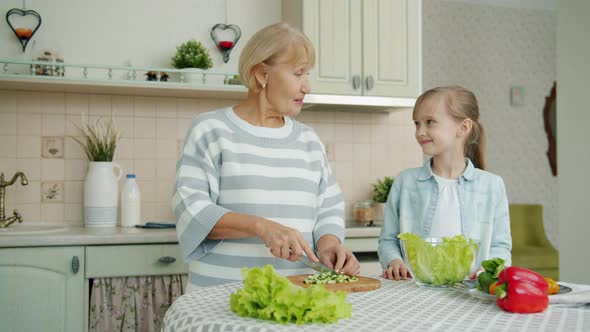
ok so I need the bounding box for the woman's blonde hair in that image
[239,22,315,92]
[413,86,487,170]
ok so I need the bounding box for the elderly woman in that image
[173,22,359,290]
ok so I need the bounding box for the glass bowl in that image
[401,236,479,288]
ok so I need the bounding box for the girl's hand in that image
[318,244,361,276]
[257,219,317,262]
[382,259,412,280]
[469,266,485,279]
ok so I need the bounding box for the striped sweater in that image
[172,108,345,288]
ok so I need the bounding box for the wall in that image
[423,1,558,246]
[0,90,421,225]
[557,0,590,283]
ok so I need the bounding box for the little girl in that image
[378,86,512,280]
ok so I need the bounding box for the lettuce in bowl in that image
[399,233,479,287]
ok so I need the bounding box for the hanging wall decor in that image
[210,23,241,63]
[5,1,42,52]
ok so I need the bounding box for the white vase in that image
[83,161,123,227]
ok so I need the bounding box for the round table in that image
[162,278,590,331]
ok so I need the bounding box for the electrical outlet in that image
[325,142,335,161]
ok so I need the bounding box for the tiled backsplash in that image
[0,90,422,226]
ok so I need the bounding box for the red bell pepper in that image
[494,266,549,313]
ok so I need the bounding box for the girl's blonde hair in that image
[414,86,487,170]
[239,22,315,92]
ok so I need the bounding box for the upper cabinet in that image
[283,0,421,98]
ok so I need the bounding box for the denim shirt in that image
[378,158,512,269]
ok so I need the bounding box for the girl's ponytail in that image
[465,121,486,170]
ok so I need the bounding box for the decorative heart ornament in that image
[6,8,42,52]
[210,23,241,63]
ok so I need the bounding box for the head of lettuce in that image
[399,233,479,286]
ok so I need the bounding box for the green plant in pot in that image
[371,176,394,223]
[73,118,123,227]
[172,39,213,83]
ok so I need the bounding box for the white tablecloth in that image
[162,278,590,332]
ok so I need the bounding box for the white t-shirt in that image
[430,174,462,238]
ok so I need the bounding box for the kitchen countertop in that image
[0,222,381,248]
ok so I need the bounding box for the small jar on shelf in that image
[353,200,375,227]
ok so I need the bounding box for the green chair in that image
[509,204,559,280]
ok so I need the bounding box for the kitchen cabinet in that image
[283,0,421,98]
[85,244,187,278]
[0,246,85,332]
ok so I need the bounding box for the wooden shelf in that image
[0,75,247,100]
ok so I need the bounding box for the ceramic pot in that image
[374,202,386,224]
[83,161,122,227]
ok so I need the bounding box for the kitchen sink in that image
[0,225,70,235]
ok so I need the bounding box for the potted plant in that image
[73,118,122,227]
[171,39,213,83]
[371,176,394,222]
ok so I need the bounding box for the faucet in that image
[0,172,28,228]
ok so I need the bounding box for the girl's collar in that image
[417,158,475,182]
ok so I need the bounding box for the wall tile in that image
[42,114,66,136]
[17,136,41,158]
[16,91,41,114]
[0,113,17,135]
[17,158,41,181]
[112,95,134,117]
[114,138,134,160]
[156,139,177,160]
[65,181,84,203]
[42,203,65,222]
[156,159,176,180]
[0,91,17,113]
[64,159,87,181]
[0,136,17,158]
[42,159,65,180]
[134,97,157,117]
[156,118,177,139]
[115,116,134,138]
[157,181,174,203]
[17,114,41,136]
[65,93,89,115]
[134,117,156,138]
[64,203,83,223]
[40,92,65,114]
[177,98,200,118]
[14,203,41,222]
[16,180,40,203]
[334,124,353,143]
[137,180,156,202]
[135,159,156,179]
[134,139,156,159]
[64,137,86,160]
[89,95,112,116]
[156,97,177,118]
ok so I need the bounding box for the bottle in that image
[121,174,141,227]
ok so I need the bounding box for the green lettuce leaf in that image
[229,265,352,324]
[398,233,478,285]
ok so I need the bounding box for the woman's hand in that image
[382,259,412,280]
[317,235,360,276]
[256,218,318,262]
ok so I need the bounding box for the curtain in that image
[89,275,187,332]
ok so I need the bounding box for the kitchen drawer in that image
[344,237,378,252]
[86,244,188,278]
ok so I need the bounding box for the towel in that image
[550,282,590,307]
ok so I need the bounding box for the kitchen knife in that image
[297,255,338,274]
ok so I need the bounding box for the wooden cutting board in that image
[287,274,381,293]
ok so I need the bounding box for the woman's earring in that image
[262,82,266,89]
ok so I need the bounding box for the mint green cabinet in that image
[0,246,84,332]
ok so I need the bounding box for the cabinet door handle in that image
[158,256,176,264]
[71,256,79,274]
[365,75,374,90]
[352,75,361,90]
